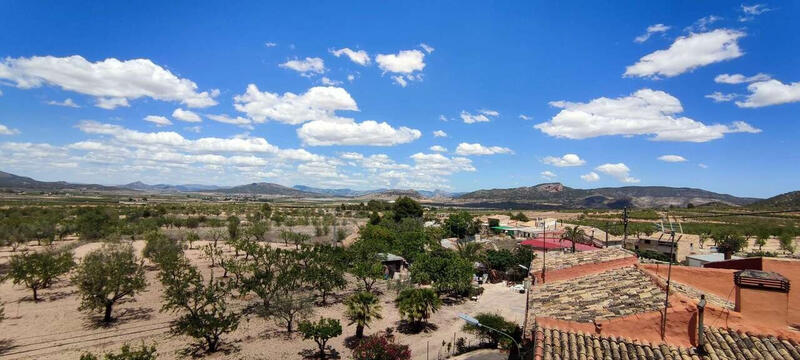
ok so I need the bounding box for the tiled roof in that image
[536,326,800,360]
[530,247,636,273]
[528,267,665,323]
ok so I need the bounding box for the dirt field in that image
[0,240,526,360]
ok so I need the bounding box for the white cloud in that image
[340,152,364,160]
[144,115,172,127]
[419,43,435,53]
[297,119,421,146]
[705,92,738,102]
[698,163,709,169]
[347,74,355,82]
[0,55,218,109]
[735,79,800,108]
[439,115,448,122]
[460,110,498,124]
[581,172,600,182]
[535,88,760,142]
[206,114,253,127]
[455,143,513,156]
[47,98,79,108]
[375,49,425,74]
[429,145,447,152]
[715,73,771,84]
[658,155,687,162]
[540,170,557,180]
[172,108,202,122]
[542,154,585,167]
[184,126,201,133]
[433,130,447,137]
[0,124,20,135]
[739,4,771,21]
[330,48,370,66]
[279,57,325,76]
[596,163,639,183]
[392,75,408,87]
[320,77,342,86]
[634,23,671,43]
[265,42,277,47]
[624,29,745,78]
[234,84,358,124]
[684,15,722,33]
[519,114,532,120]
[95,97,130,110]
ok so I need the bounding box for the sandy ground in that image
[0,240,526,360]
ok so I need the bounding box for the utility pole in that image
[661,228,676,340]
[541,221,546,284]
[605,222,609,248]
[622,207,629,245]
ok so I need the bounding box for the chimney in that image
[696,294,707,354]
[734,270,790,328]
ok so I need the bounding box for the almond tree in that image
[72,244,146,323]
[7,249,75,301]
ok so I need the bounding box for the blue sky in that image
[0,1,798,197]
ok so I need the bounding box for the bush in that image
[462,313,520,349]
[7,249,75,301]
[352,333,411,360]
[142,231,182,268]
[80,343,157,360]
[298,317,342,359]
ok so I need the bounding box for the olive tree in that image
[7,249,75,301]
[72,245,147,322]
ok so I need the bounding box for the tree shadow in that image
[298,347,341,359]
[177,341,241,358]
[82,306,154,329]
[0,339,18,356]
[396,319,438,334]
[46,289,78,302]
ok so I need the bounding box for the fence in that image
[421,331,492,360]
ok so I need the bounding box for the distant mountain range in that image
[455,183,759,209]
[0,171,121,192]
[0,170,779,209]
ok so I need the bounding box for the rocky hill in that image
[211,182,320,197]
[123,181,223,192]
[748,191,800,209]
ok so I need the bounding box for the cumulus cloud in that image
[541,170,557,180]
[279,57,325,76]
[47,98,79,108]
[206,114,253,127]
[658,155,687,162]
[595,163,639,183]
[0,55,218,109]
[624,29,745,78]
[234,84,358,124]
[735,79,800,108]
[0,124,20,135]
[172,108,202,122]
[542,154,585,167]
[455,143,513,156]
[419,43,435,53]
[392,75,408,87]
[519,114,532,120]
[460,110,498,124]
[439,115,448,122]
[715,73,771,84]
[297,119,421,146]
[429,145,447,152]
[330,48,370,66]
[705,92,738,102]
[581,172,600,182]
[375,49,426,74]
[433,130,447,137]
[535,89,760,142]
[634,23,670,43]
[144,115,172,127]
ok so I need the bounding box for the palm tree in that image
[396,288,442,330]
[562,226,586,253]
[456,241,484,263]
[344,291,383,339]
